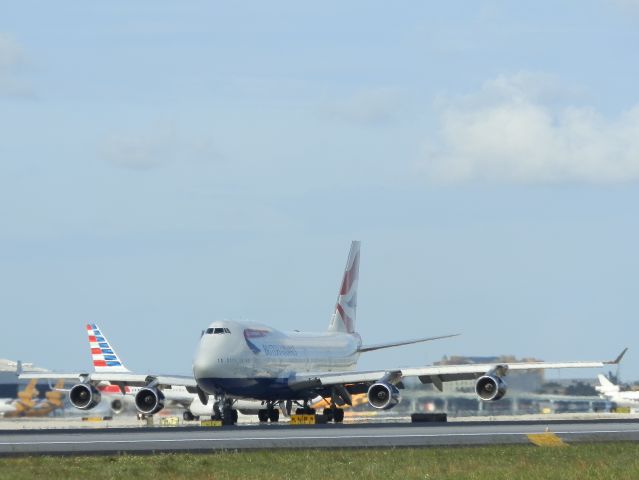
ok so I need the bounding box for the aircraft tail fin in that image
[328,241,360,334]
[86,324,130,373]
[596,374,620,394]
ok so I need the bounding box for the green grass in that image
[2,443,639,480]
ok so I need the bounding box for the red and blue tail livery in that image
[86,324,129,373]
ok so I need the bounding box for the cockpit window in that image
[205,327,231,335]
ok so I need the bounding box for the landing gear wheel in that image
[212,404,222,421]
[323,408,334,422]
[183,411,195,421]
[268,408,279,422]
[258,409,269,422]
[333,408,344,423]
[222,408,238,426]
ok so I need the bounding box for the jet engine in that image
[367,382,401,410]
[475,375,507,401]
[134,387,165,415]
[69,383,101,410]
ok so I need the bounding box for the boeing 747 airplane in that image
[21,241,626,424]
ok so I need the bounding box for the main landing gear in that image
[258,403,280,423]
[323,406,344,423]
[294,399,344,423]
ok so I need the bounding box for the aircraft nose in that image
[193,334,215,380]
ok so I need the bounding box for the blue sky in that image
[1,1,638,381]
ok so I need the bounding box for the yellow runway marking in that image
[290,414,316,425]
[200,420,223,427]
[527,432,567,447]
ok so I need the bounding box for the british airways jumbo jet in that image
[22,241,625,424]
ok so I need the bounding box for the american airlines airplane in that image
[22,241,625,424]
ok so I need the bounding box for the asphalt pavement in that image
[1,419,639,456]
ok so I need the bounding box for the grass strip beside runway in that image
[1,443,639,480]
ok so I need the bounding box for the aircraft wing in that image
[290,348,627,393]
[19,372,197,390]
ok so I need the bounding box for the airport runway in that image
[1,419,639,455]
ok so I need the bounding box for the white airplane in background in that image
[22,241,626,424]
[596,374,639,407]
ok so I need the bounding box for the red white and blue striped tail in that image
[329,241,360,334]
[86,324,130,373]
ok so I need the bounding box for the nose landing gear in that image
[211,397,238,425]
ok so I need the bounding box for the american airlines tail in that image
[86,324,129,373]
[328,240,360,334]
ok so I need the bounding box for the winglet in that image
[605,347,628,365]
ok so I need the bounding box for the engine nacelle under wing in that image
[475,375,507,401]
[367,382,401,410]
[69,384,101,410]
[135,387,165,415]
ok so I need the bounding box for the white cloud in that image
[421,73,639,183]
[0,33,34,98]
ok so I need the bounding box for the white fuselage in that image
[599,390,639,407]
[192,320,362,400]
